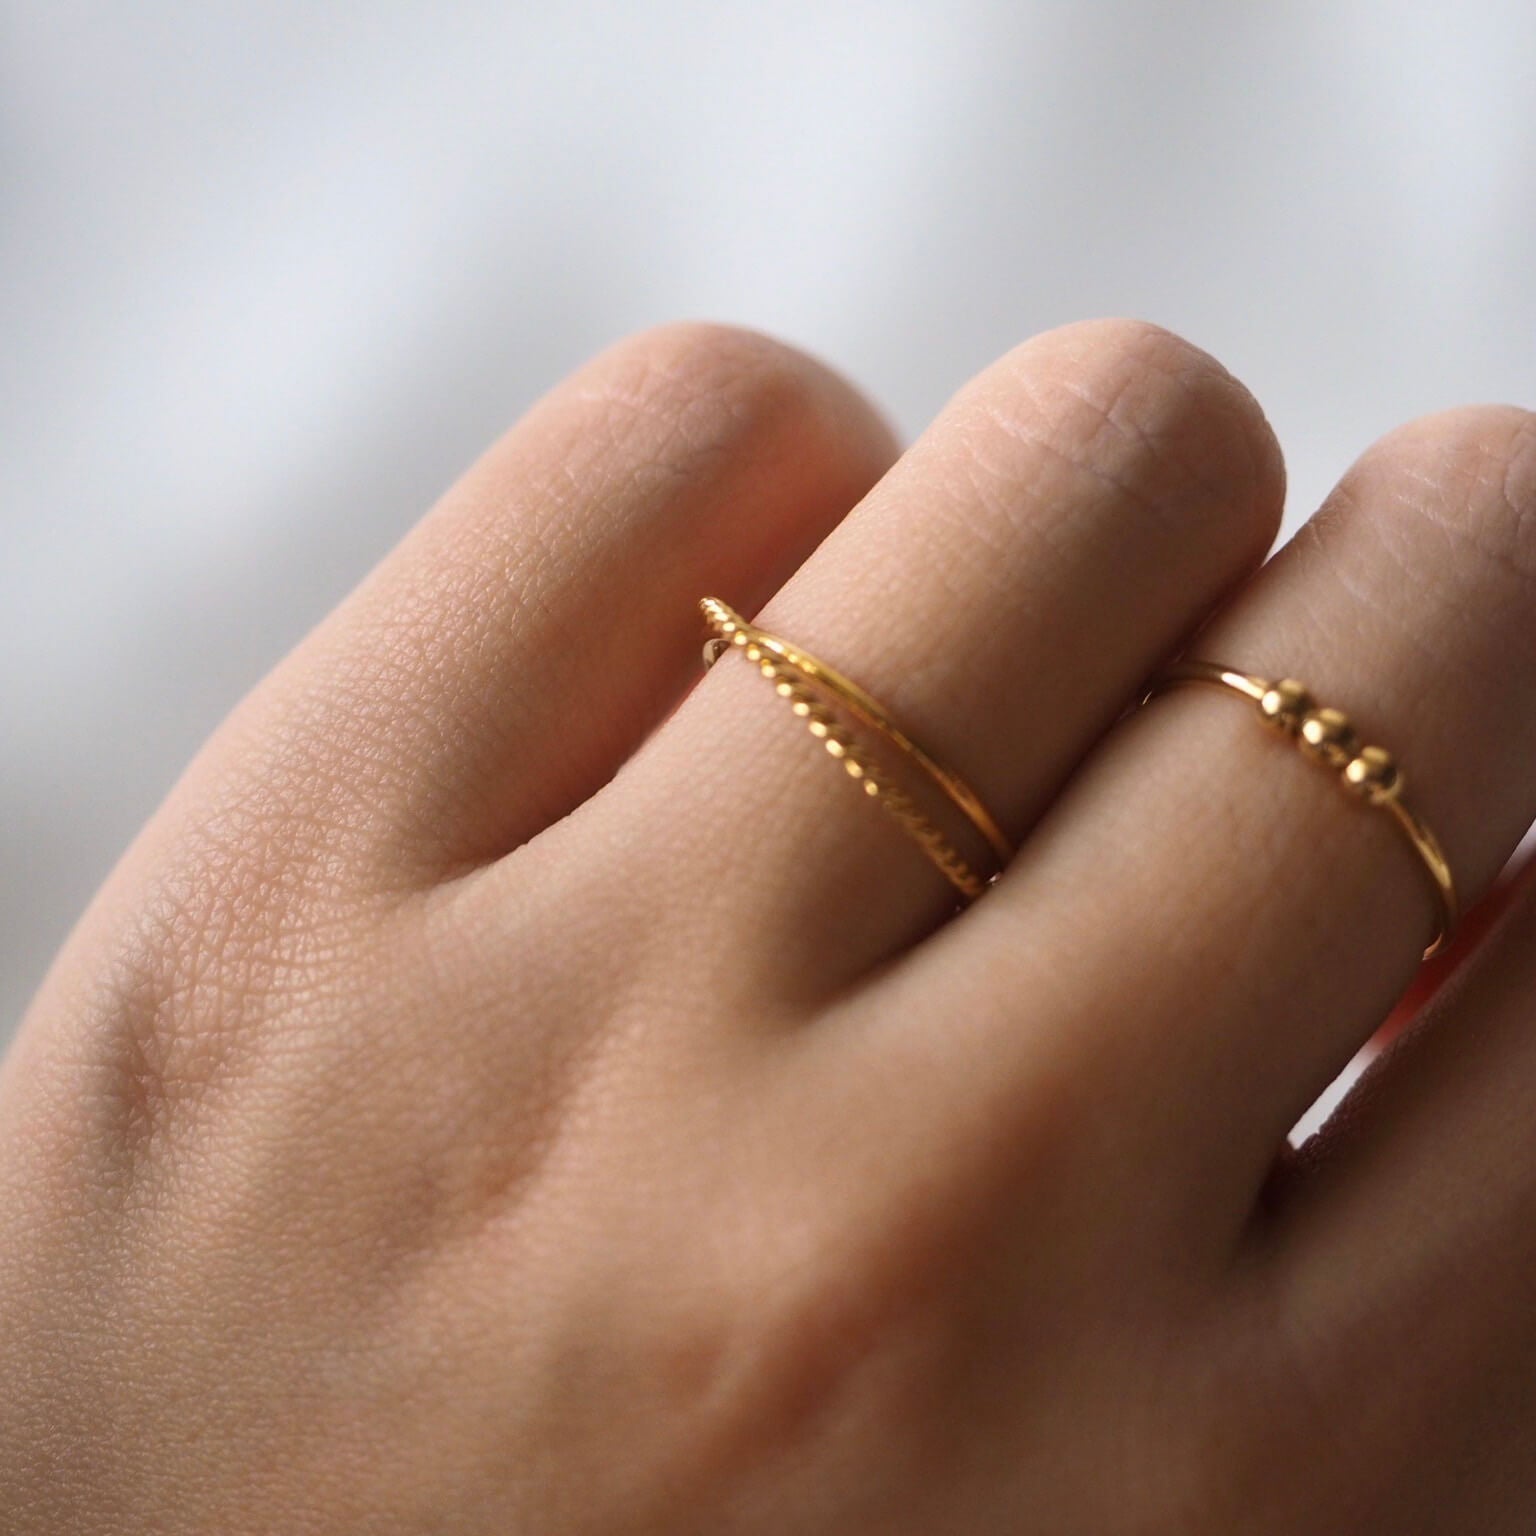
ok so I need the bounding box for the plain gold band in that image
[700,597,1013,901]
[1142,658,1458,961]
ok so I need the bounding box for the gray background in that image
[5,3,1535,1046]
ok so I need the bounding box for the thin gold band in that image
[1142,659,1457,961]
[700,597,1013,900]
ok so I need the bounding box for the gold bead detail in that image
[1344,745,1402,804]
[1298,706,1359,767]
[1142,657,1456,961]
[1259,678,1313,733]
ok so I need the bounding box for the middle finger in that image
[582,318,1284,1002]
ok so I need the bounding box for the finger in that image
[1255,855,1536,1516]
[163,321,899,892]
[927,403,1536,1234]
[572,319,1283,1001]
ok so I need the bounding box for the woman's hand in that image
[4,319,1535,1533]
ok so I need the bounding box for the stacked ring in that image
[699,597,1014,901]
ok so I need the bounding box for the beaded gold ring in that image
[1141,659,1457,960]
[699,597,1013,901]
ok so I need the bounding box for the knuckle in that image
[1353,403,1536,591]
[593,319,881,466]
[1042,315,1221,383]
[958,316,1284,546]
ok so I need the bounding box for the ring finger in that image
[928,402,1536,1235]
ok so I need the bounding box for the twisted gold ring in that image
[699,597,1013,901]
[1142,659,1457,960]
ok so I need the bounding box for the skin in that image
[2,317,1535,1532]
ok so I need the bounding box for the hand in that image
[4,319,1534,1533]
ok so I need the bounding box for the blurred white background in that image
[4,2,1535,1041]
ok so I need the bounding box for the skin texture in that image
[2,317,1535,1532]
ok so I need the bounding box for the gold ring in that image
[1141,659,1457,960]
[699,597,1013,901]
